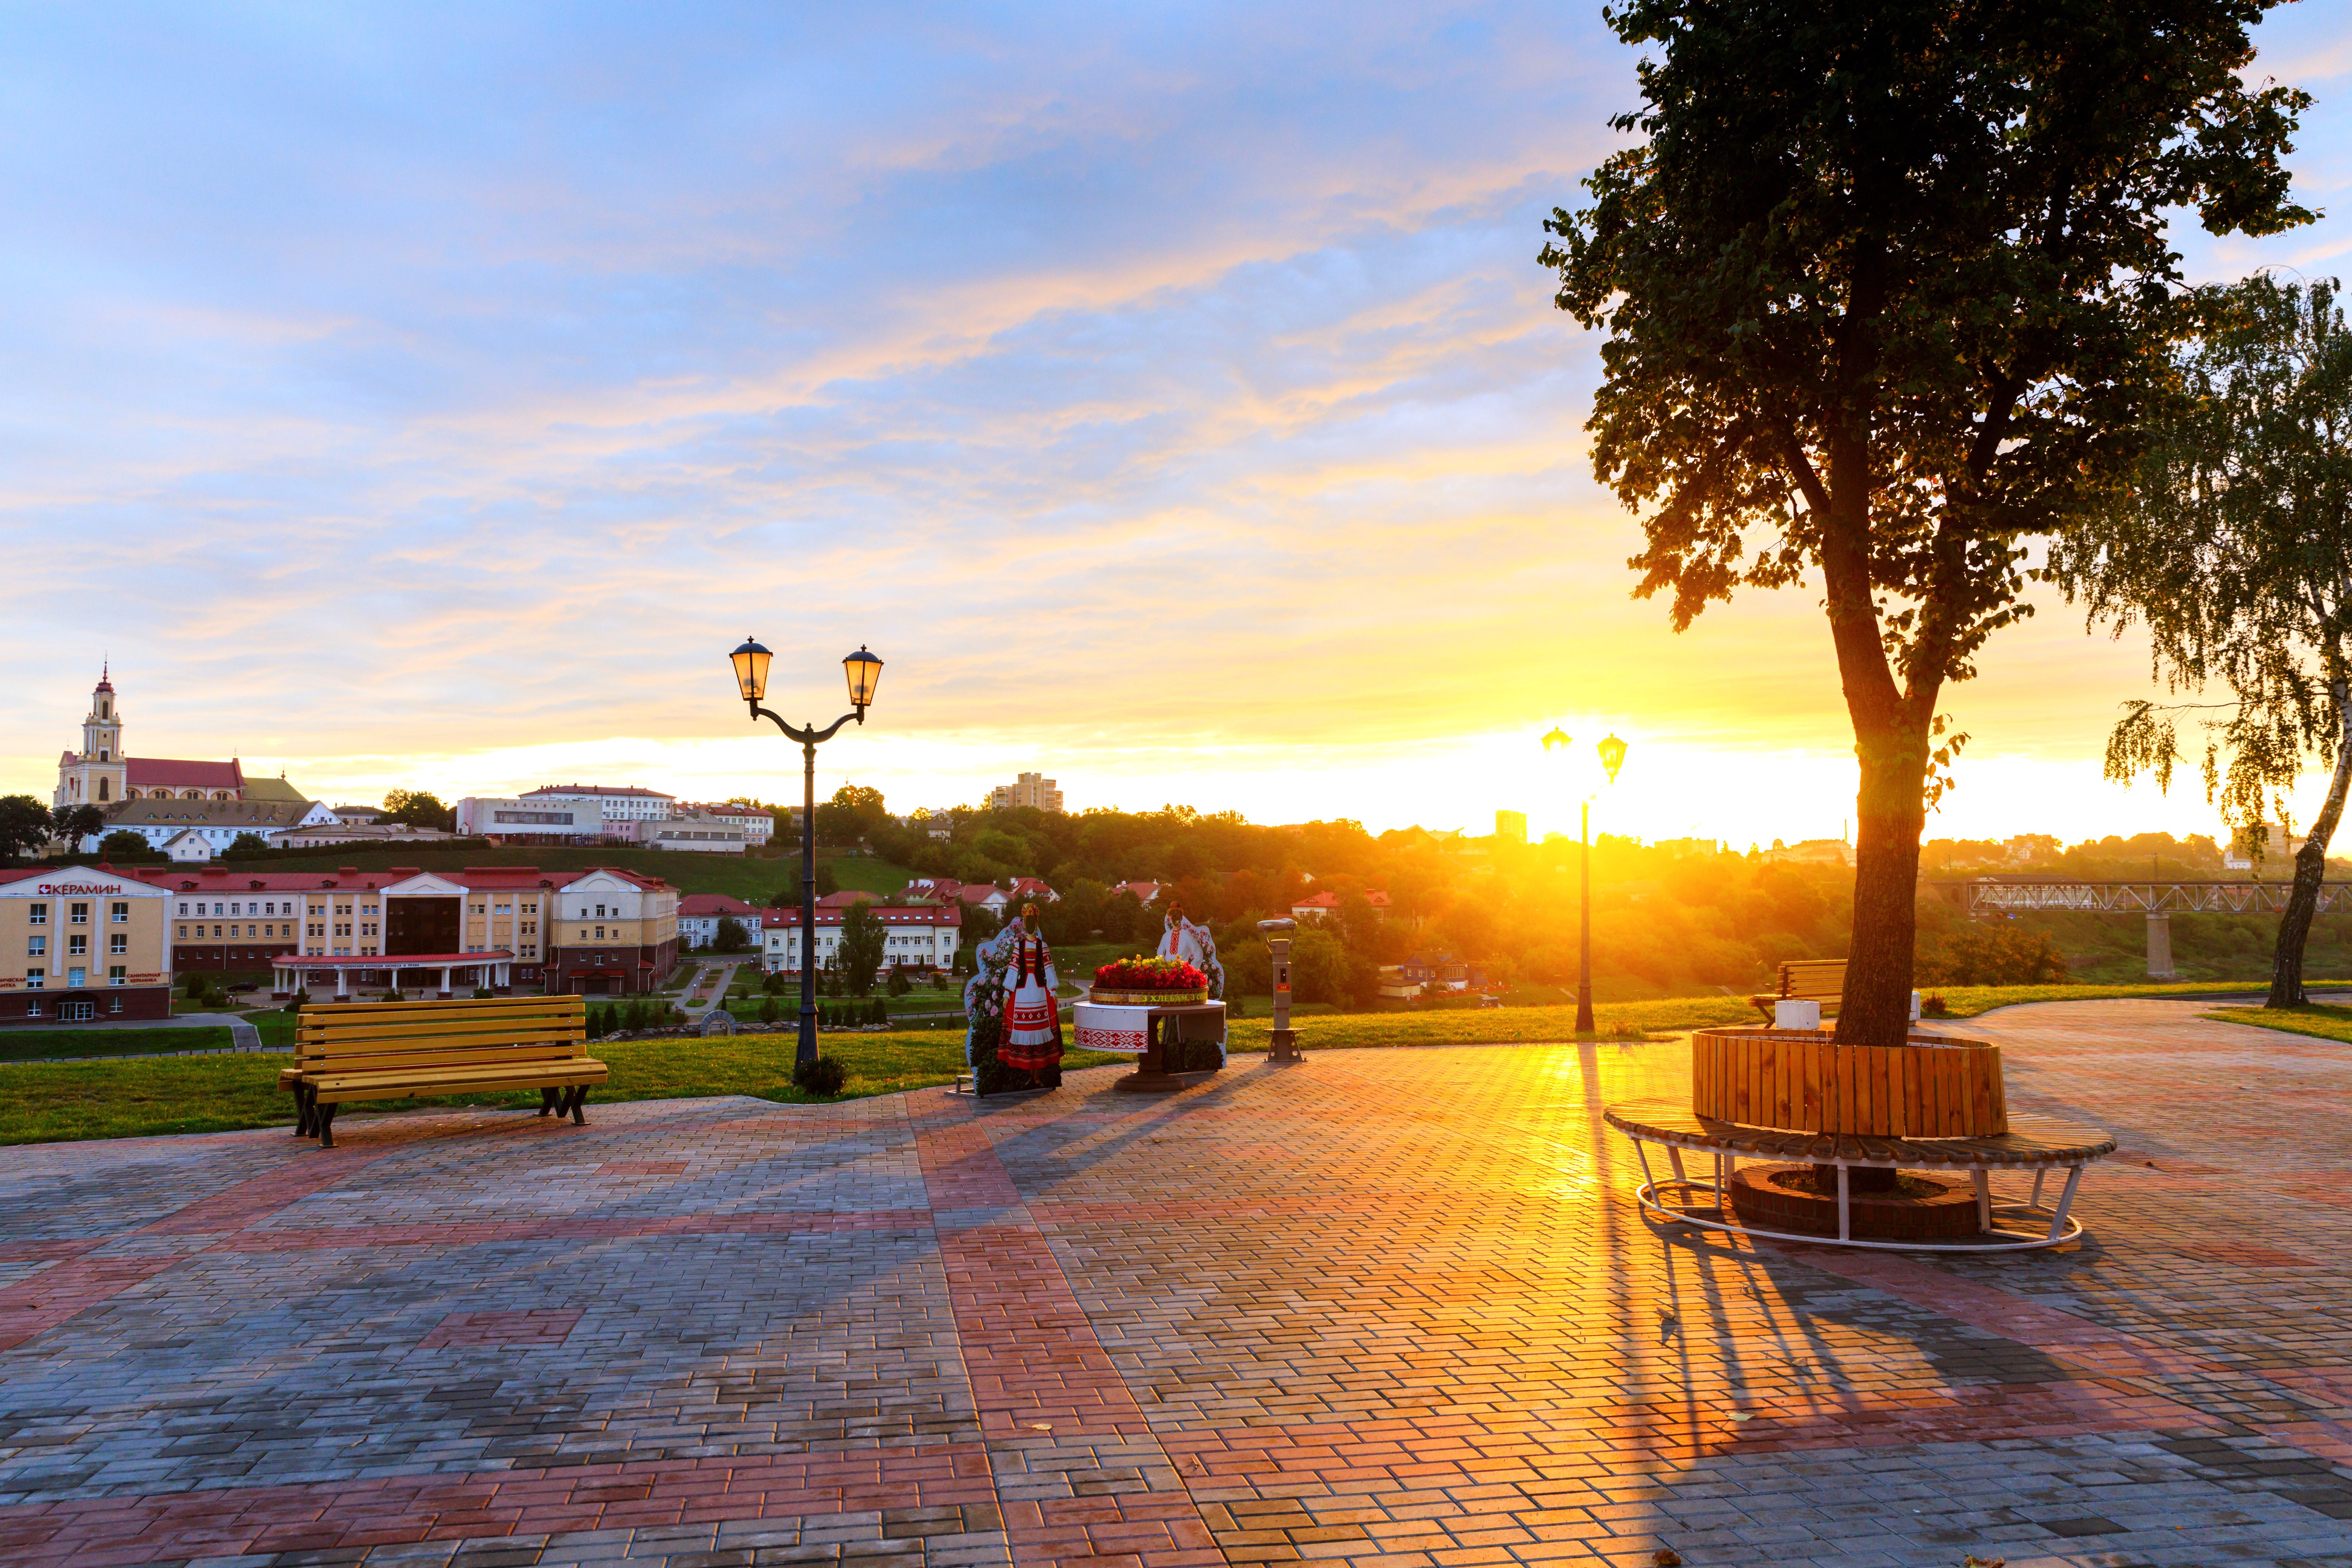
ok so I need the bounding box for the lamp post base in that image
[1268,1028,1300,1063]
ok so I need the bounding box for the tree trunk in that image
[1837,716,1929,1047]
[2268,678,2352,1009]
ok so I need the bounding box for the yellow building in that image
[0,867,173,1024]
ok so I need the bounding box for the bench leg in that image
[571,1087,590,1125]
[2047,1164,2085,1243]
[316,1102,338,1150]
[1972,1168,1992,1234]
[540,1087,561,1118]
[290,1083,311,1138]
[1836,1164,1851,1243]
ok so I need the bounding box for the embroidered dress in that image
[999,930,1062,1073]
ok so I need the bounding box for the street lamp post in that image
[1258,918,1298,1062]
[731,638,884,1072]
[1542,727,1628,1035]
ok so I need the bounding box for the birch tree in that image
[2049,275,2352,1006]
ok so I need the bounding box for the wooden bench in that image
[1749,958,1846,1021]
[285,997,604,1147]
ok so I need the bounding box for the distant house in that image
[1290,889,1393,924]
[678,893,768,949]
[1763,838,1849,867]
[1401,952,1486,992]
[1108,880,1162,905]
[1008,877,1058,904]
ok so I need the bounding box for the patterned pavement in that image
[2,998,2350,1568]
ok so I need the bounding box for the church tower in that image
[54,666,129,809]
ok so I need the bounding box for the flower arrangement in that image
[1094,956,1208,992]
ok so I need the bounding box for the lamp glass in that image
[730,638,772,704]
[843,646,883,709]
[1598,733,1628,783]
[1540,725,1572,753]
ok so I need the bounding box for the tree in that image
[53,804,104,850]
[815,783,888,847]
[1544,0,2312,1045]
[97,829,150,861]
[713,914,753,953]
[224,832,270,858]
[2049,275,2352,1005]
[382,788,453,831]
[836,900,887,996]
[0,797,50,861]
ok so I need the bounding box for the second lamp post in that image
[731,638,883,1071]
[1541,727,1627,1034]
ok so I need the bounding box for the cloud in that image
[1,2,2347,844]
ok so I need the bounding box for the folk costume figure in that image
[998,903,1062,1076]
[1155,904,1225,1001]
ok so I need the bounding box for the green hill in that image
[152,846,912,905]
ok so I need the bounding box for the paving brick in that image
[0,1007,2349,1568]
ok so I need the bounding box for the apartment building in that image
[761,903,963,978]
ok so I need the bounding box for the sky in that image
[5,2,2352,850]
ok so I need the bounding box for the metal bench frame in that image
[1607,1103,2106,1252]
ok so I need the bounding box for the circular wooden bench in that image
[1603,1097,2117,1251]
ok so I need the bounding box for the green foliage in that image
[1914,926,2069,987]
[471,986,494,1000]
[0,795,51,861]
[52,804,104,849]
[816,862,840,896]
[712,914,754,952]
[2051,275,2352,1002]
[887,964,910,996]
[221,831,271,859]
[837,900,886,996]
[98,829,152,860]
[381,788,454,832]
[759,995,780,1025]
[794,1053,849,1097]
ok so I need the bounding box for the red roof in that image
[680,893,759,917]
[761,905,962,928]
[1292,890,1392,910]
[118,863,662,895]
[124,756,244,791]
[277,951,512,968]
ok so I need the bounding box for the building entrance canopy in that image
[273,950,516,1001]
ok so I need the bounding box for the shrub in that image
[1915,925,2069,986]
[384,986,404,1003]
[471,986,493,1000]
[794,1054,849,1097]
[759,996,780,1025]
[1922,992,1951,1018]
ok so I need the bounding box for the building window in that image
[68,935,87,957]
[69,903,89,925]
[110,995,123,1013]
[109,934,126,955]
[26,904,45,926]
[25,968,43,989]
[27,936,44,958]
[110,901,128,923]
[213,926,223,938]
[108,966,125,987]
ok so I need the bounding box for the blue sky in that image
[5,3,2350,844]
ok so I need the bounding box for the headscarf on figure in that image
[1155,903,1225,1000]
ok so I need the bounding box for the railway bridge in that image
[1926,877,2348,978]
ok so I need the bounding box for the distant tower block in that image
[1495,809,1527,845]
[2146,911,2178,980]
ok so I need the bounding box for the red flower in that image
[1094,956,1207,991]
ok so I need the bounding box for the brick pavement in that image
[2,999,2351,1566]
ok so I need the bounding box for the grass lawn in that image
[2199,1002,2352,1045]
[1,979,2311,1146]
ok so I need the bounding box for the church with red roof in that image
[53,667,292,810]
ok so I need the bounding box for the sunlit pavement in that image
[3,999,2351,1568]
